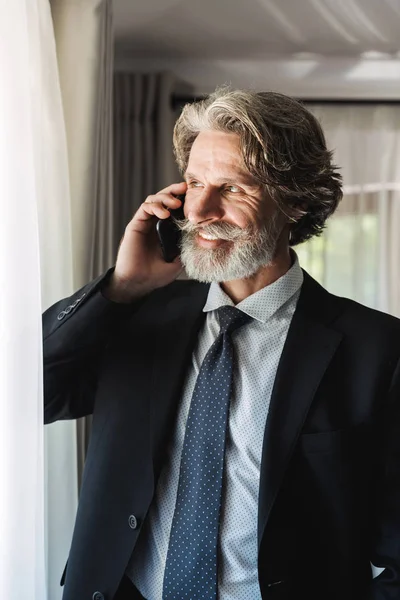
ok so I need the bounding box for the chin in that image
[181,235,276,283]
[182,255,262,284]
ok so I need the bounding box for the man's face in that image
[178,131,287,283]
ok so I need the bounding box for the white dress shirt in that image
[127,256,304,599]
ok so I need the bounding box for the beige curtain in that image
[50,0,115,569]
[51,0,115,287]
[113,71,181,246]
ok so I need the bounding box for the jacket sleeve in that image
[43,267,141,424]
[370,355,400,599]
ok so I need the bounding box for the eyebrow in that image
[184,171,258,187]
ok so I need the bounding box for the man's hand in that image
[103,182,187,303]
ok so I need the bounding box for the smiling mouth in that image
[198,232,222,241]
[195,232,230,249]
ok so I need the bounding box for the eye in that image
[188,180,203,188]
[225,185,241,193]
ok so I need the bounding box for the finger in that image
[144,193,182,210]
[141,202,171,220]
[158,181,187,195]
[130,189,185,226]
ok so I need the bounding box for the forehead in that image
[186,131,255,183]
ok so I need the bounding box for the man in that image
[43,88,400,600]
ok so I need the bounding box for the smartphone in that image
[156,194,185,262]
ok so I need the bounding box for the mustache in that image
[172,218,251,241]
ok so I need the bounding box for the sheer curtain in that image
[51,0,115,492]
[298,105,400,317]
[0,0,76,598]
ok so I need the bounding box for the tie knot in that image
[217,306,252,335]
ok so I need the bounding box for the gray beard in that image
[175,214,282,283]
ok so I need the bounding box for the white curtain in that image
[48,1,115,597]
[298,105,400,317]
[0,0,76,598]
[51,0,115,288]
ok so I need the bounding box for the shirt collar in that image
[203,251,304,324]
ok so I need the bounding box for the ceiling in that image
[114,0,400,59]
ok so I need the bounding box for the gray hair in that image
[173,87,342,246]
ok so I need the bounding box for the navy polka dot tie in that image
[163,306,252,599]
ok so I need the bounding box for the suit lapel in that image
[149,281,209,479]
[258,273,343,547]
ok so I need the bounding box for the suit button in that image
[92,593,105,600]
[128,515,138,529]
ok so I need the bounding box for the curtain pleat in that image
[89,0,115,280]
[113,71,181,247]
[75,0,115,490]
[51,0,116,499]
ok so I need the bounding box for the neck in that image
[220,246,292,304]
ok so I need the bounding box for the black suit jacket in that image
[43,267,400,600]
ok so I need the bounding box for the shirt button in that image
[92,593,105,600]
[128,515,138,529]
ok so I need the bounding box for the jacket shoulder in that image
[301,270,400,344]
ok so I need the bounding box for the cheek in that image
[224,204,262,230]
[182,188,206,217]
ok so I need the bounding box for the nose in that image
[185,188,224,226]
